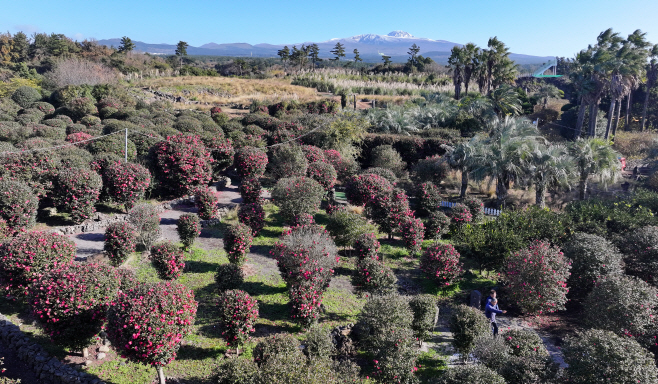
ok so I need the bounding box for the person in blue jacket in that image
[484,298,506,337]
[486,289,496,307]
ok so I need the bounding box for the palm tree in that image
[471,117,540,208]
[459,94,495,122]
[528,143,573,208]
[462,43,479,97]
[568,138,621,200]
[447,46,467,100]
[447,138,479,198]
[484,37,515,94]
[489,85,522,116]
[641,44,658,131]
[536,84,561,110]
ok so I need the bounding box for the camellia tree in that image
[107,282,198,384]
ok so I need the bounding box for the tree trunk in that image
[496,177,508,209]
[575,98,587,138]
[604,98,616,140]
[579,174,588,200]
[642,87,651,131]
[588,102,598,137]
[455,83,461,100]
[82,347,88,358]
[624,93,632,131]
[156,366,166,384]
[535,183,546,208]
[460,168,469,198]
[612,99,622,139]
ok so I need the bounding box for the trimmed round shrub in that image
[224,222,253,265]
[11,86,41,108]
[234,146,268,179]
[128,203,161,250]
[105,161,151,211]
[449,203,473,227]
[425,211,451,240]
[412,155,449,185]
[324,150,358,182]
[65,132,93,144]
[80,115,101,127]
[354,293,414,355]
[67,97,98,120]
[345,174,393,207]
[583,275,658,345]
[0,179,38,234]
[563,329,658,384]
[174,117,203,134]
[449,304,491,357]
[238,203,265,236]
[253,333,300,366]
[239,178,261,204]
[31,124,66,141]
[202,136,234,175]
[51,168,102,224]
[618,226,658,283]
[463,196,485,223]
[291,213,315,227]
[54,114,73,124]
[301,145,327,164]
[195,186,219,220]
[370,145,406,176]
[409,295,438,342]
[366,188,410,237]
[87,134,137,161]
[268,144,308,179]
[271,176,325,223]
[505,240,571,315]
[151,134,213,196]
[29,102,55,114]
[0,231,76,298]
[362,167,397,184]
[0,151,58,197]
[213,358,259,384]
[177,213,201,250]
[369,326,419,384]
[416,182,441,216]
[129,130,163,159]
[352,257,397,294]
[354,232,381,261]
[400,215,425,254]
[215,263,244,292]
[107,282,198,381]
[99,107,118,119]
[563,232,624,297]
[303,325,336,359]
[29,263,120,352]
[326,209,376,248]
[104,222,138,266]
[437,365,506,384]
[420,243,463,286]
[43,118,67,129]
[150,241,185,280]
[218,289,259,352]
[307,161,337,191]
[501,329,547,358]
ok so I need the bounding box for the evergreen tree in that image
[11,32,29,63]
[407,43,421,67]
[118,36,135,53]
[277,45,290,70]
[382,55,392,67]
[175,41,189,70]
[330,42,346,61]
[353,49,362,67]
[308,44,321,70]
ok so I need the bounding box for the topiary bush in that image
[618,226,658,284]
[449,203,473,228]
[291,213,315,227]
[271,176,325,223]
[104,222,137,266]
[583,275,658,345]
[51,168,102,224]
[354,232,381,261]
[412,155,449,185]
[416,182,441,215]
[367,188,411,237]
[203,136,234,176]
[303,325,336,360]
[239,178,261,204]
[326,209,376,248]
[151,134,213,196]
[463,196,484,223]
[505,240,571,315]
[218,289,259,354]
[0,179,38,235]
[268,144,308,179]
[301,145,327,164]
[361,167,397,184]
[563,329,658,384]
[173,117,203,134]
[224,222,253,265]
[370,145,406,176]
[87,134,137,161]
[0,231,76,298]
[214,263,244,292]
[29,263,120,353]
[409,294,438,342]
[420,243,463,287]
[449,304,491,358]
[424,211,451,240]
[234,146,268,179]
[127,203,161,250]
[400,215,425,255]
[253,333,300,366]
[562,232,624,297]
[437,365,506,384]
[212,358,259,384]
[65,131,93,144]
[107,282,198,384]
[501,329,547,358]
[238,203,265,236]
[104,161,151,211]
[11,86,41,108]
[352,257,397,294]
[195,186,219,220]
[307,161,337,191]
[177,213,201,250]
[67,97,98,120]
[345,174,393,207]
[150,241,185,280]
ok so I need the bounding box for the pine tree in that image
[118,36,135,53]
[330,42,346,61]
[175,41,189,70]
[407,44,421,67]
[353,49,362,66]
[308,44,321,70]
[382,55,392,67]
[277,46,290,71]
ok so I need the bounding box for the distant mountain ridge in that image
[97,31,554,65]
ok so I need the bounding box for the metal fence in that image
[439,201,501,217]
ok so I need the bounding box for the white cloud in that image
[13,24,40,34]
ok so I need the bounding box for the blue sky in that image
[2,0,657,57]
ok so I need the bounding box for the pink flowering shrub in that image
[291,213,315,227]
[416,182,441,215]
[0,231,76,298]
[449,203,473,227]
[224,222,253,265]
[501,329,548,358]
[234,146,268,179]
[218,289,259,352]
[150,241,186,280]
[107,282,197,381]
[367,188,410,236]
[51,168,102,224]
[271,177,325,223]
[400,215,425,255]
[307,161,337,191]
[420,243,464,286]
[425,211,451,240]
[354,232,381,261]
[239,178,261,204]
[104,222,138,266]
[0,179,38,235]
[152,134,213,196]
[463,196,485,223]
[195,186,218,220]
[352,257,397,294]
[65,132,93,144]
[505,240,571,315]
[345,174,393,207]
[210,106,223,115]
[202,135,234,175]
[238,203,265,236]
[0,151,58,198]
[29,263,120,351]
[177,213,201,250]
[288,285,324,326]
[301,145,327,164]
[105,162,151,211]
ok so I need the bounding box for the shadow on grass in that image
[176,344,225,361]
[249,245,273,257]
[186,260,219,274]
[241,281,287,296]
[257,302,290,324]
[334,265,353,278]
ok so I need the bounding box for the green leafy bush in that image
[409,294,438,342]
[104,222,137,266]
[202,135,234,175]
[174,117,203,134]
[67,97,98,120]
[352,257,397,294]
[212,358,259,384]
[361,167,397,184]
[127,203,161,250]
[11,86,41,108]
[370,145,406,176]
[303,325,336,360]
[463,196,484,223]
[326,209,376,247]
[355,293,413,347]
[424,211,450,240]
[416,182,441,215]
[51,168,102,224]
[0,179,38,234]
[215,263,244,292]
[420,243,463,286]
[501,329,546,357]
[224,222,253,265]
[412,155,449,185]
[268,144,308,179]
[437,365,506,384]
[86,134,137,161]
[218,289,258,352]
[354,232,381,260]
[150,241,185,280]
[618,226,658,283]
[195,186,219,220]
[449,304,491,357]
[177,213,200,250]
[271,176,324,223]
[253,333,300,366]
[563,232,624,297]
